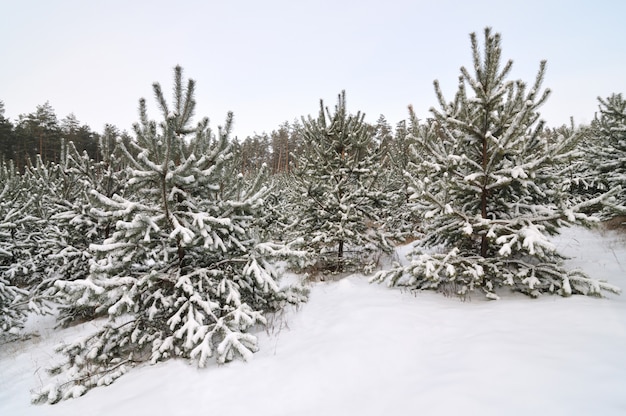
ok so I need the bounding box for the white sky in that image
[1,0,625,139]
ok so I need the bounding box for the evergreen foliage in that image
[378,118,420,240]
[0,161,30,335]
[373,28,620,299]
[0,157,59,336]
[14,102,63,168]
[0,275,28,336]
[0,158,55,307]
[586,93,626,218]
[44,129,128,327]
[35,67,307,403]
[0,102,15,163]
[290,91,391,273]
[0,101,100,170]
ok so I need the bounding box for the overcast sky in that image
[1,0,624,138]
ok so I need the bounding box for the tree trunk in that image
[285,138,289,173]
[337,239,344,272]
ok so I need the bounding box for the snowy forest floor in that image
[1,226,625,415]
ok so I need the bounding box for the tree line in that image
[0,100,419,178]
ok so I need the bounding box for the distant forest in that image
[0,97,599,177]
[0,98,403,175]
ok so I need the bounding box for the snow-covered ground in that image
[1,226,625,415]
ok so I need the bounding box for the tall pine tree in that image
[374,28,620,299]
[290,91,391,273]
[0,160,30,336]
[37,67,306,403]
[586,93,626,220]
[42,129,128,327]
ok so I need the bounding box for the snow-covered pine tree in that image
[290,91,391,273]
[586,93,626,219]
[0,156,56,337]
[0,160,30,336]
[6,157,57,290]
[370,115,412,241]
[373,28,620,299]
[43,129,128,327]
[36,67,306,404]
[378,117,421,241]
[0,275,27,337]
[373,114,394,159]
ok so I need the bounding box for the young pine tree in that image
[586,93,626,219]
[42,129,128,327]
[0,157,56,337]
[374,28,620,299]
[290,91,391,273]
[37,67,306,403]
[0,161,31,336]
